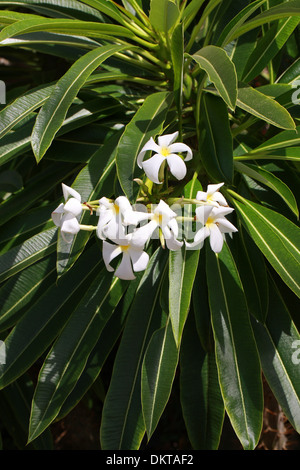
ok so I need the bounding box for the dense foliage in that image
[0,0,299,450]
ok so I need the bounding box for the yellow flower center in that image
[113,203,120,214]
[160,147,170,157]
[206,216,214,226]
[120,245,129,251]
[153,213,163,224]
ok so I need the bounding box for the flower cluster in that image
[52,132,238,280]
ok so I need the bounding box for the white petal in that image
[164,232,183,250]
[51,203,64,227]
[196,190,208,202]
[166,154,187,180]
[158,131,178,147]
[123,210,151,226]
[96,210,114,239]
[206,183,224,195]
[60,214,80,235]
[115,251,136,280]
[102,241,122,271]
[217,218,238,234]
[129,248,149,272]
[137,137,161,167]
[155,200,177,219]
[211,192,228,206]
[63,197,82,217]
[211,206,234,220]
[195,205,213,225]
[141,153,166,184]
[131,219,158,247]
[167,217,179,238]
[209,224,224,253]
[98,197,113,210]
[185,226,209,249]
[62,183,81,202]
[103,217,127,242]
[168,142,193,161]
[115,196,132,214]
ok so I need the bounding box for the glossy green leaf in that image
[0,254,56,332]
[28,269,127,442]
[31,44,128,161]
[171,23,184,115]
[169,245,200,346]
[251,278,300,432]
[0,227,57,284]
[231,194,300,298]
[191,45,237,110]
[247,125,300,153]
[0,244,103,389]
[180,310,224,450]
[206,242,263,450]
[199,93,233,184]
[235,161,299,217]
[141,318,179,439]
[242,17,300,83]
[100,248,168,450]
[149,0,180,33]
[234,147,300,162]
[237,82,295,130]
[116,91,173,202]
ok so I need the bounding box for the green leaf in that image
[251,278,300,433]
[100,248,168,450]
[230,194,300,299]
[229,0,300,41]
[169,245,200,346]
[31,44,128,161]
[116,91,173,202]
[149,0,180,33]
[234,147,300,163]
[0,254,56,332]
[237,82,295,130]
[28,270,127,442]
[199,93,233,184]
[0,244,103,389]
[180,310,224,450]
[0,228,57,284]
[206,242,263,450]
[191,45,237,110]
[235,161,299,217]
[242,17,300,83]
[171,23,184,115]
[141,318,179,439]
[247,124,300,153]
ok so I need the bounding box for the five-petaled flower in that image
[186,205,238,253]
[102,234,149,280]
[129,200,183,251]
[137,131,192,184]
[196,183,228,207]
[51,183,82,242]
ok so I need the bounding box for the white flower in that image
[97,196,134,241]
[186,205,238,253]
[130,200,183,251]
[137,131,192,184]
[196,183,228,206]
[51,183,82,242]
[102,234,149,280]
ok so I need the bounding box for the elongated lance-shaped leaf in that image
[0,83,54,140]
[0,254,57,332]
[199,93,233,184]
[180,310,224,450]
[230,193,300,298]
[149,0,180,33]
[31,44,128,162]
[234,161,299,217]
[100,248,168,450]
[237,82,295,130]
[190,45,237,110]
[206,242,263,450]
[242,17,300,83]
[171,23,184,117]
[169,245,200,347]
[116,91,173,203]
[141,318,179,440]
[0,228,57,284]
[248,124,300,154]
[28,270,127,442]
[0,244,103,389]
[251,277,300,433]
